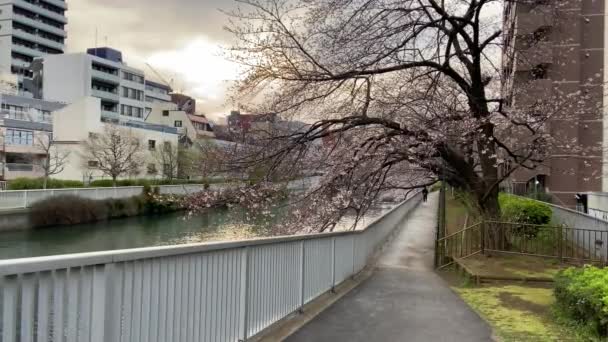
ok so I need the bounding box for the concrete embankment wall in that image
[0,209,32,232]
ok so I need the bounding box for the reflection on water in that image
[0,203,395,260]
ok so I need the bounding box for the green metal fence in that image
[436,221,608,269]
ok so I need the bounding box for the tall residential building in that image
[31,48,149,123]
[0,0,67,94]
[502,1,605,209]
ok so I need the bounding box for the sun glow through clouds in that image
[146,38,241,109]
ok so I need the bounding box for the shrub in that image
[30,195,109,227]
[555,266,608,337]
[29,193,182,227]
[9,178,84,190]
[499,194,551,225]
[89,179,115,187]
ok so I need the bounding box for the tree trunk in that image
[43,175,48,190]
[112,176,117,187]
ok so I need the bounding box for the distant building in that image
[145,102,215,145]
[145,80,172,104]
[0,93,66,180]
[52,96,179,181]
[170,93,196,115]
[0,0,68,96]
[228,110,277,135]
[31,48,148,124]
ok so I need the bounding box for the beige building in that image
[145,102,215,145]
[52,97,179,182]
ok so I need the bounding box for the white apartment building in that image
[0,93,66,180]
[52,96,179,181]
[0,0,67,94]
[31,48,148,124]
[145,80,172,104]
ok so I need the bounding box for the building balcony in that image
[13,0,67,24]
[91,89,119,103]
[91,69,120,85]
[101,110,120,121]
[12,14,67,38]
[516,6,552,36]
[41,0,67,10]
[11,59,30,68]
[11,44,43,58]
[3,143,46,155]
[11,28,64,51]
[515,42,552,71]
[3,163,44,180]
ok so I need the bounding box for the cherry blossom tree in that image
[186,1,591,234]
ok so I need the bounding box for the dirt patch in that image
[498,292,547,316]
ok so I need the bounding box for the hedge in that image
[30,190,183,228]
[8,178,84,190]
[8,178,221,190]
[499,193,552,225]
[555,266,608,337]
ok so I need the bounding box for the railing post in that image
[22,191,27,208]
[351,236,356,278]
[299,241,305,313]
[480,220,486,255]
[239,247,250,342]
[330,237,336,293]
[557,226,563,263]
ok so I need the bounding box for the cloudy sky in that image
[65,0,240,122]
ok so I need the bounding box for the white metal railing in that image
[0,185,209,210]
[0,192,421,342]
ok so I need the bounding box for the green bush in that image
[8,178,84,190]
[555,266,608,337]
[499,194,552,225]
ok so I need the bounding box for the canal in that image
[0,204,394,260]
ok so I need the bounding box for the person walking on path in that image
[422,187,429,202]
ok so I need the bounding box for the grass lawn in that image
[458,253,565,280]
[452,282,589,341]
[440,189,596,341]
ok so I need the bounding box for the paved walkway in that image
[286,193,493,342]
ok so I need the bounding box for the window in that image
[162,110,169,117]
[174,120,182,127]
[89,132,99,139]
[121,105,144,118]
[6,129,33,145]
[121,87,143,100]
[147,163,157,174]
[122,71,144,84]
[148,139,156,150]
[531,63,549,80]
[163,141,172,152]
[88,160,99,168]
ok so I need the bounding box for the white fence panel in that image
[0,192,422,341]
[246,242,301,337]
[333,235,354,285]
[303,238,333,304]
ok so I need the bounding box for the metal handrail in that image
[0,193,420,275]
